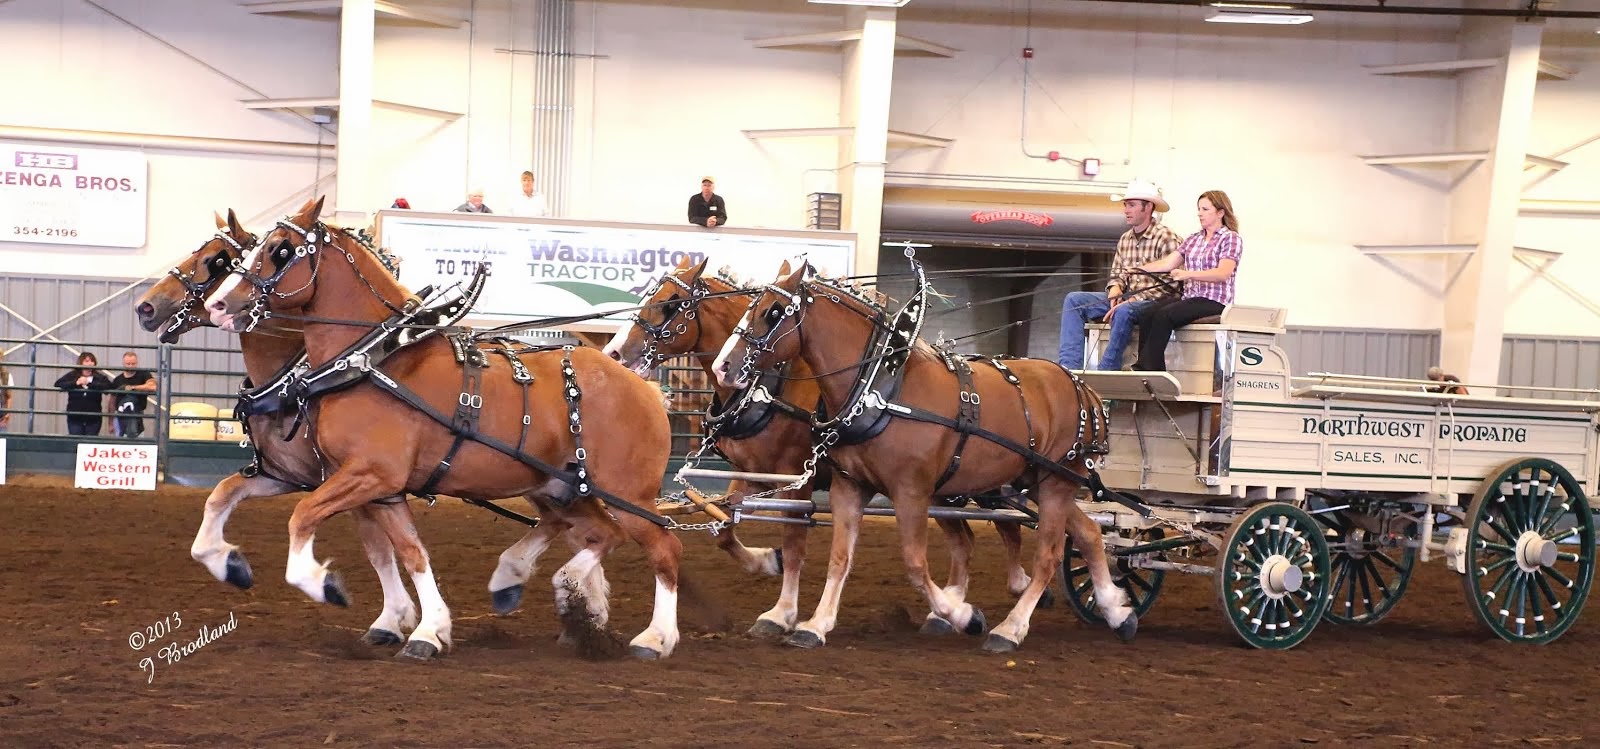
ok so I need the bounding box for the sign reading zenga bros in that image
[376,214,856,329]
[0,141,148,248]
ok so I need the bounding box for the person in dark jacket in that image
[688,177,727,228]
[108,350,157,438]
[55,351,112,436]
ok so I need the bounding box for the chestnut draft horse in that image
[602,257,1054,638]
[711,257,1136,652]
[134,208,609,653]
[201,197,685,660]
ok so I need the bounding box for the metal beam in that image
[1364,57,1499,76]
[1360,152,1488,166]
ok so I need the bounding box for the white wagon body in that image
[1066,306,1598,648]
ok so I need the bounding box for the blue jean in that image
[1058,291,1154,371]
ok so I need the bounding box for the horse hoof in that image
[963,608,988,637]
[982,633,1020,653]
[224,550,253,590]
[1114,614,1139,643]
[748,619,789,638]
[920,617,956,635]
[784,630,824,649]
[629,645,661,661]
[397,640,439,661]
[491,585,524,616]
[322,572,350,608]
[362,629,404,646]
[1037,587,1056,610]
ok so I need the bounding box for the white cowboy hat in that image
[1111,178,1169,214]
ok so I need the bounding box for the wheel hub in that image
[1516,530,1558,572]
[1260,555,1304,599]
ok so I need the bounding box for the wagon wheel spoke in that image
[1321,503,1417,626]
[1061,529,1167,626]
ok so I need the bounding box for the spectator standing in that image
[688,177,727,228]
[54,352,112,436]
[108,351,157,438]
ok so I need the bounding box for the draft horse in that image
[202,197,685,659]
[711,256,1137,652]
[603,257,1054,638]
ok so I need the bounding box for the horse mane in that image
[710,265,759,290]
[329,223,412,296]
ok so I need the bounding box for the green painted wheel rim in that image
[1062,529,1166,625]
[1215,502,1332,650]
[1314,505,1418,626]
[1460,457,1596,644]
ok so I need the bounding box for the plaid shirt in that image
[1177,226,1244,305]
[1107,223,1182,303]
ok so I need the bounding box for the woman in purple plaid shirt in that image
[1130,190,1243,371]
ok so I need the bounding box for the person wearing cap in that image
[1131,190,1244,372]
[391,198,411,209]
[688,176,728,228]
[1426,366,1468,395]
[1057,178,1183,371]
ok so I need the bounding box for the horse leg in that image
[919,517,976,635]
[354,501,419,646]
[994,520,1054,608]
[488,496,572,615]
[893,497,987,638]
[359,495,453,660]
[547,500,630,658]
[554,516,615,650]
[749,488,813,637]
[983,480,1132,653]
[282,463,403,606]
[190,472,298,589]
[712,479,783,577]
[785,480,869,649]
[614,510,686,660]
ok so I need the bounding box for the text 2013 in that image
[13,226,78,238]
[127,611,183,651]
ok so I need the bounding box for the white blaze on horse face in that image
[204,244,262,329]
[711,304,756,388]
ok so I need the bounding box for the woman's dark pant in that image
[67,414,101,436]
[1132,297,1226,371]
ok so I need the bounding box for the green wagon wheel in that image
[1062,528,1166,625]
[1215,502,1332,650]
[1314,505,1418,625]
[1460,457,1596,644]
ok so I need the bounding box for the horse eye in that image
[764,305,783,324]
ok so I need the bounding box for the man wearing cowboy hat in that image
[1058,178,1183,371]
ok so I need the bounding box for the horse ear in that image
[688,256,709,277]
[214,211,227,230]
[305,195,326,223]
[784,260,808,286]
[225,208,244,237]
[775,259,792,278]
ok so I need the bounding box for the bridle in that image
[628,272,711,368]
[223,215,404,332]
[161,229,260,341]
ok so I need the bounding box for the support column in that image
[836,6,896,278]
[1442,19,1542,386]
[333,0,376,227]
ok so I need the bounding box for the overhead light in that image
[808,0,910,6]
[810,0,910,6]
[1206,7,1314,24]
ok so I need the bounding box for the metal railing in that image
[1,337,727,483]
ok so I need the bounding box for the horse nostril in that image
[136,302,154,318]
[607,349,620,361]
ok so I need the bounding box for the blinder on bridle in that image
[224,216,329,332]
[162,229,260,340]
[630,272,712,366]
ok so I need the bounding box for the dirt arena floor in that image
[0,475,1594,749]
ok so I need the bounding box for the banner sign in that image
[74,443,158,491]
[376,213,856,329]
[0,438,7,485]
[0,141,148,248]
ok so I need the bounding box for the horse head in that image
[135,208,259,343]
[203,196,338,332]
[602,255,719,377]
[711,258,812,389]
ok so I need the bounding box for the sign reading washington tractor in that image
[375,212,856,329]
[0,141,148,248]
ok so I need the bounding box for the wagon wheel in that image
[1062,528,1166,625]
[1214,502,1332,650]
[1460,457,1596,644]
[1314,504,1418,626]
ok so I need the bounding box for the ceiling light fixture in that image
[1206,2,1313,24]
[807,0,911,7]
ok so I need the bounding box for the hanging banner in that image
[0,141,148,248]
[375,212,856,330]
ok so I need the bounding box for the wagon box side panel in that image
[1226,400,1595,498]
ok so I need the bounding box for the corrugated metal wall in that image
[1279,327,1441,379]
[1,272,246,435]
[1500,335,1600,399]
